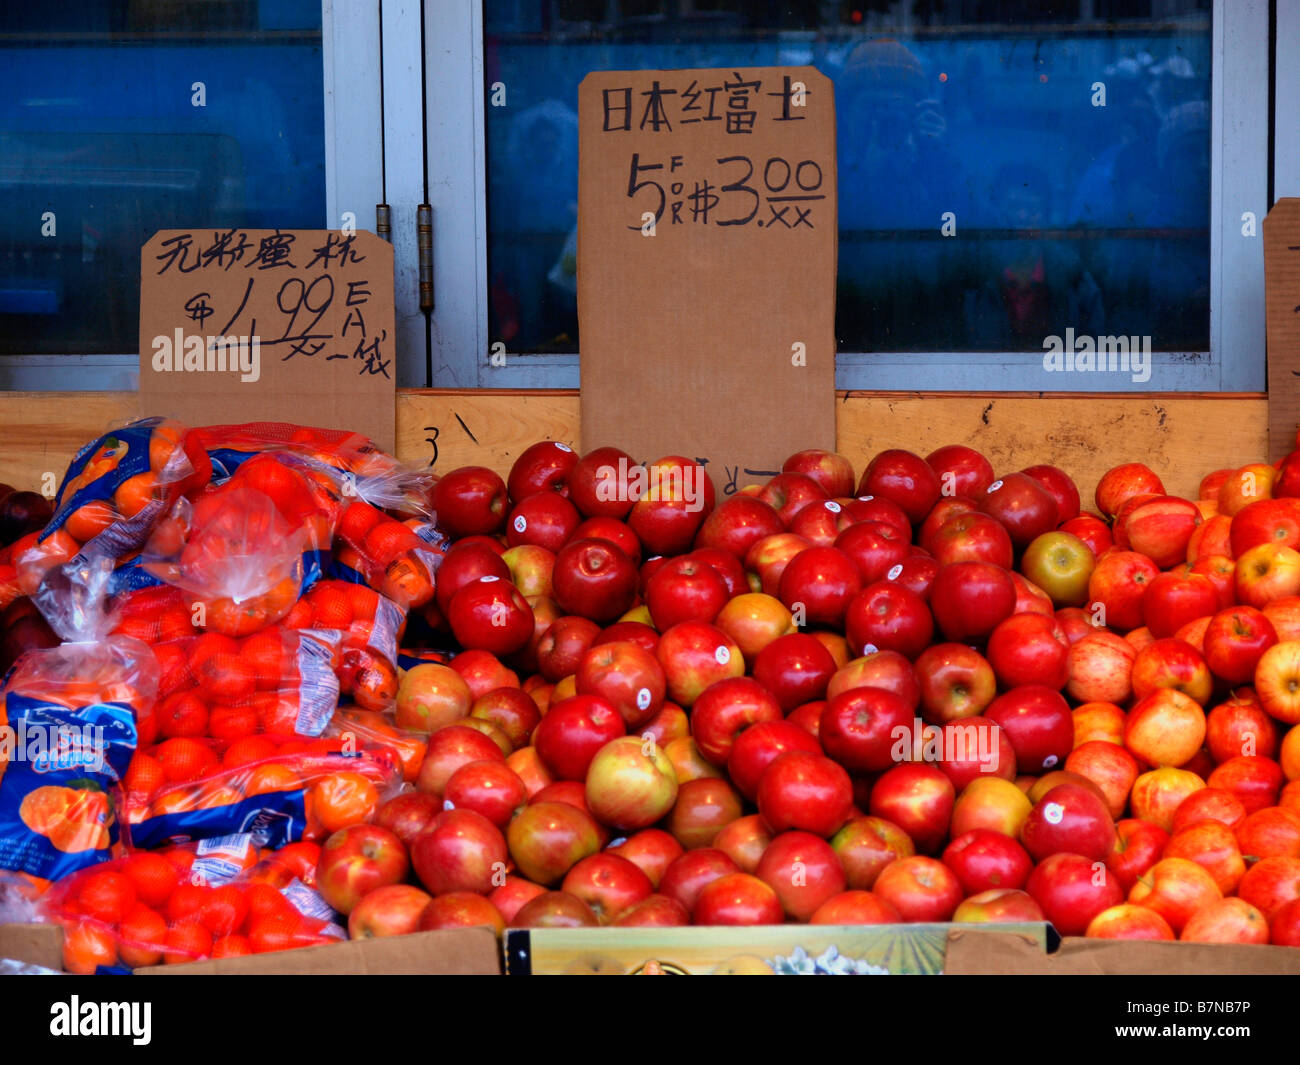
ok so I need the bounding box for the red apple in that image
[926,444,995,499]
[819,685,915,773]
[928,561,1016,642]
[914,643,996,725]
[432,466,507,537]
[374,792,442,848]
[575,639,665,729]
[827,649,921,711]
[608,828,683,887]
[777,545,863,629]
[757,751,854,838]
[560,852,653,923]
[1027,852,1125,936]
[810,890,902,925]
[952,888,1045,924]
[1235,543,1300,609]
[1203,606,1279,686]
[433,542,513,617]
[1128,856,1222,935]
[1237,856,1300,919]
[1230,495,1300,555]
[1121,496,1202,569]
[443,760,527,828]
[1129,638,1213,705]
[585,735,679,831]
[1020,783,1117,863]
[569,446,636,519]
[1096,463,1166,519]
[611,894,690,927]
[868,763,956,855]
[872,855,962,921]
[506,801,603,885]
[1181,897,1270,944]
[1022,464,1081,523]
[1255,640,1300,725]
[1065,741,1140,819]
[942,828,1033,894]
[571,516,642,566]
[507,440,578,503]
[692,872,784,926]
[415,724,506,798]
[751,632,837,712]
[755,830,847,921]
[979,473,1058,550]
[984,685,1074,773]
[986,612,1070,689]
[1166,820,1247,894]
[316,824,410,915]
[513,891,600,928]
[533,694,626,781]
[417,891,505,935]
[655,621,744,708]
[1087,550,1159,632]
[928,512,1014,569]
[658,848,740,913]
[755,472,829,526]
[535,614,601,683]
[552,538,638,623]
[1106,818,1170,894]
[1085,903,1175,940]
[690,676,783,766]
[858,450,941,525]
[1126,688,1210,773]
[844,581,933,660]
[1141,571,1217,640]
[487,875,547,922]
[727,720,822,800]
[783,449,856,498]
[410,809,507,896]
[506,491,580,554]
[348,884,436,939]
[935,718,1018,789]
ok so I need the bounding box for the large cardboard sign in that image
[578,68,837,494]
[140,229,395,451]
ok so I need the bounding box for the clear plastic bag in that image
[120,747,401,852]
[14,418,211,599]
[287,580,404,710]
[0,559,159,891]
[39,836,344,972]
[190,421,433,516]
[142,481,312,637]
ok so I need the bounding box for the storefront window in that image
[0,2,326,356]
[484,1,1211,355]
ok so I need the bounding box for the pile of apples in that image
[331,440,1300,946]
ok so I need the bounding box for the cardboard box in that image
[944,928,1300,975]
[0,922,500,976]
[504,923,1050,975]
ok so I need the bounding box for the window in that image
[458,0,1263,391]
[0,1,327,384]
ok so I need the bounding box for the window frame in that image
[428,0,1268,393]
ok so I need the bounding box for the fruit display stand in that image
[2,385,1299,980]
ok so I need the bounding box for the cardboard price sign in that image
[578,67,837,495]
[139,229,395,452]
[1265,200,1300,462]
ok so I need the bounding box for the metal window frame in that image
[424,0,1267,393]
[0,1,389,390]
[0,0,1270,393]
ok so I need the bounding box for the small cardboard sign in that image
[577,67,837,495]
[139,229,395,452]
[1264,200,1300,462]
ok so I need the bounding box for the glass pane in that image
[485,1,1211,355]
[0,1,326,355]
